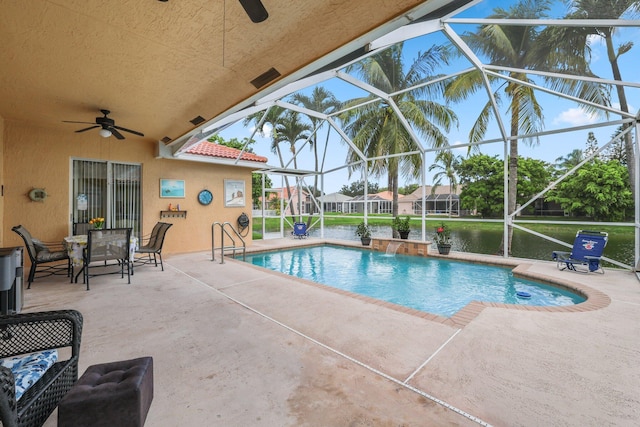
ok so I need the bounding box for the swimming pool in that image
[242,245,585,317]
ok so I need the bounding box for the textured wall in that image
[2,120,253,256]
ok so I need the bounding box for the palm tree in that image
[429,150,461,217]
[291,87,341,222]
[563,0,640,198]
[243,106,300,216]
[445,0,608,254]
[273,110,313,219]
[340,43,457,224]
[555,148,585,171]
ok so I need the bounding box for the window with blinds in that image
[72,160,141,238]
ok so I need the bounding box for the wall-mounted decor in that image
[160,179,185,198]
[28,188,48,202]
[198,189,213,205]
[224,180,245,207]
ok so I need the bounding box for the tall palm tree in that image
[243,106,300,216]
[563,0,640,198]
[291,87,341,221]
[429,150,461,217]
[340,43,457,222]
[273,110,313,219]
[445,0,608,254]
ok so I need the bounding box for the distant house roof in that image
[375,190,401,200]
[185,141,268,163]
[318,193,352,203]
[350,194,391,201]
[410,185,461,197]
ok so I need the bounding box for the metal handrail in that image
[211,222,246,264]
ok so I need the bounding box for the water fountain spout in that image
[386,241,402,255]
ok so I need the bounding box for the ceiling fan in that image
[63,109,144,140]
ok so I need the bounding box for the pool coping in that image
[242,239,612,328]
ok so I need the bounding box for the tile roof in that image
[186,141,268,163]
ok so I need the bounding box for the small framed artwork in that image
[160,179,185,198]
[224,179,245,207]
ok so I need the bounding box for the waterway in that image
[306,224,634,267]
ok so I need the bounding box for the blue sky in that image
[220,0,640,194]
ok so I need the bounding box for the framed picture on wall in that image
[224,179,245,207]
[160,179,185,198]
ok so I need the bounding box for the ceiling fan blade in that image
[63,120,96,125]
[238,0,268,23]
[110,128,125,140]
[113,125,144,137]
[76,125,100,133]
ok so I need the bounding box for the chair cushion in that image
[31,238,49,253]
[0,349,58,400]
[37,250,68,262]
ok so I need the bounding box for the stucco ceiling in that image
[0,0,455,144]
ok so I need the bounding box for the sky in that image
[219,0,640,194]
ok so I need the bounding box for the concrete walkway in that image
[25,239,639,426]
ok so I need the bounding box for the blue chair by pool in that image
[552,230,608,273]
[292,222,309,239]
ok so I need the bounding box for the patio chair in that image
[552,230,608,273]
[135,222,173,271]
[292,222,309,239]
[82,228,132,290]
[72,222,91,235]
[11,225,70,288]
[1,309,83,427]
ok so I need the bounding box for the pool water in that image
[242,245,585,318]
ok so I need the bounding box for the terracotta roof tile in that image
[186,141,268,163]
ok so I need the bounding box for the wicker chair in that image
[11,225,70,289]
[135,222,173,271]
[0,310,83,427]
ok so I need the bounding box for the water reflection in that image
[307,224,633,266]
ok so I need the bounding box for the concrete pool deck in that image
[24,237,639,426]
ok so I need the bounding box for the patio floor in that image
[24,238,640,426]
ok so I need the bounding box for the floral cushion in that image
[0,350,58,400]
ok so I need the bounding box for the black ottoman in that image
[58,356,154,427]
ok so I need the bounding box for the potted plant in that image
[355,221,372,246]
[393,216,411,239]
[434,222,452,254]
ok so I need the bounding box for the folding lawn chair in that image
[292,222,309,239]
[552,230,608,273]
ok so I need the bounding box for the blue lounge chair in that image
[552,230,608,273]
[292,222,309,239]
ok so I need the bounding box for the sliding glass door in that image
[71,159,141,237]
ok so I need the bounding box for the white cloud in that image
[552,108,598,126]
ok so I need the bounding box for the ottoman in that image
[58,356,154,427]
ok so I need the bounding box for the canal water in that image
[306,224,634,267]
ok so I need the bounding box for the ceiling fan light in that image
[99,128,112,138]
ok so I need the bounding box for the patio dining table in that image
[63,234,138,281]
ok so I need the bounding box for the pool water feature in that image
[242,245,585,318]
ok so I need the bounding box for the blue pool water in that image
[242,245,586,317]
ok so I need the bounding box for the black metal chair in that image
[82,228,132,290]
[0,310,83,427]
[11,225,70,288]
[135,222,172,271]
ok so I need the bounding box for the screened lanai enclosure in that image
[160,0,640,269]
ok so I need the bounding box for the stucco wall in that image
[0,114,4,246]
[2,120,254,257]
